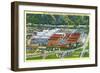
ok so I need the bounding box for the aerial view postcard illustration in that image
[25,11,89,61]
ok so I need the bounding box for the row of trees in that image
[26,13,89,26]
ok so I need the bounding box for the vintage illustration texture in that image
[25,11,89,61]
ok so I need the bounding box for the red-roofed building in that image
[49,34,62,39]
[48,34,62,46]
[47,33,81,48]
[66,33,80,44]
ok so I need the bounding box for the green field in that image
[26,47,89,60]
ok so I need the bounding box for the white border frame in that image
[18,5,96,68]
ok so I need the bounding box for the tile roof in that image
[47,33,80,46]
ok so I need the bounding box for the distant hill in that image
[26,13,89,26]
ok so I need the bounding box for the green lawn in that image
[26,48,89,60]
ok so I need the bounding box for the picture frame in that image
[11,1,98,71]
